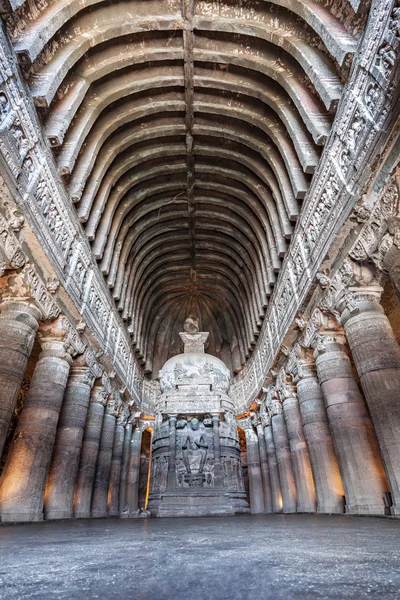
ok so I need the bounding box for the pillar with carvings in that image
[166,415,177,491]
[123,421,144,517]
[254,418,273,513]
[118,413,134,516]
[278,370,316,513]
[291,346,344,514]
[242,420,265,514]
[108,404,129,516]
[313,309,388,515]
[74,384,109,518]
[91,391,121,518]
[0,317,76,522]
[0,283,41,458]
[337,260,400,515]
[44,352,101,520]
[266,387,297,513]
[261,404,282,513]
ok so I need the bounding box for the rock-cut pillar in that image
[243,424,265,514]
[91,393,120,518]
[119,419,133,515]
[263,417,282,512]
[108,407,127,516]
[123,423,143,517]
[294,356,344,514]
[280,385,316,513]
[314,326,388,515]
[44,357,95,520]
[74,385,108,518]
[0,321,73,522]
[256,422,273,512]
[340,284,400,515]
[267,391,297,513]
[0,300,41,459]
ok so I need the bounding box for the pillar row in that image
[243,423,265,515]
[266,389,297,513]
[0,300,41,459]
[294,357,344,514]
[118,419,133,516]
[0,323,73,522]
[339,283,400,515]
[314,324,388,515]
[280,382,316,513]
[255,421,273,513]
[44,356,98,520]
[262,415,282,513]
[74,385,108,518]
[108,407,128,517]
[123,423,143,517]
[91,392,120,518]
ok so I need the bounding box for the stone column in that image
[166,415,177,490]
[338,270,400,515]
[108,405,128,516]
[0,318,74,522]
[0,299,41,458]
[91,392,120,518]
[255,420,273,513]
[278,375,316,513]
[293,351,344,514]
[119,417,133,515]
[74,385,108,518]
[313,312,388,515]
[266,388,297,513]
[212,415,224,487]
[243,422,265,514]
[262,413,282,513]
[44,355,97,520]
[123,422,143,517]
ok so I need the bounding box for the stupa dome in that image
[158,317,230,393]
[159,351,230,393]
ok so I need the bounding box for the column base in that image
[44,510,73,520]
[346,504,385,516]
[91,510,108,518]
[391,504,400,516]
[317,505,345,515]
[74,511,91,519]
[1,511,43,523]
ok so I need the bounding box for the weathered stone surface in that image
[315,333,388,516]
[74,386,108,518]
[0,324,73,522]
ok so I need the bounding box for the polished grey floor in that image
[0,514,399,599]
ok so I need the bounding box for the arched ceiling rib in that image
[5,0,364,374]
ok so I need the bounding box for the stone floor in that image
[0,515,399,599]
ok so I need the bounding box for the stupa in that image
[148,317,249,517]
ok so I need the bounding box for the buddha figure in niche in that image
[182,418,208,474]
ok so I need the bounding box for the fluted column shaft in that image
[270,410,297,513]
[244,426,265,514]
[0,335,72,522]
[256,423,273,512]
[263,424,282,512]
[124,425,143,516]
[108,414,125,516]
[0,300,41,458]
[119,421,133,515]
[341,297,400,515]
[166,416,176,490]
[281,391,316,513]
[44,361,93,520]
[74,386,107,518]
[91,396,118,518]
[296,362,344,514]
[315,335,387,515]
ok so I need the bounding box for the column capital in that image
[117,404,130,427]
[106,390,122,417]
[264,385,283,416]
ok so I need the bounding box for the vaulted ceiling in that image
[6,0,367,374]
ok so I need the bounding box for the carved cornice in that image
[227,0,400,412]
[0,25,143,406]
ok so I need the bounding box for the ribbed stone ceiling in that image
[6,0,363,375]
